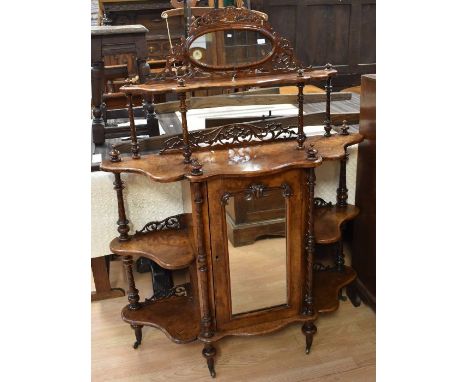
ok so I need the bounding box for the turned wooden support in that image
[303,168,316,316]
[131,324,143,349]
[144,94,160,136]
[296,80,306,150]
[179,92,192,164]
[336,236,345,272]
[126,94,141,159]
[202,343,216,378]
[336,152,349,207]
[122,256,141,310]
[193,182,214,339]
[302,321,317,355]
[324,63,333,137]
[113,173,130,241]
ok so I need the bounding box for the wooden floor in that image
[92,258,376,382]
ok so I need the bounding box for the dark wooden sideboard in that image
[251,0,376,89]
[350,74,375,309]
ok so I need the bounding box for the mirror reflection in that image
[189,29,273,68]
[225,188,287,315]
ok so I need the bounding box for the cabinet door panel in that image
[207,170,306,331]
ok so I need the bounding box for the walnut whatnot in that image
[99,7,365,377]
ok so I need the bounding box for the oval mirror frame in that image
[186,26,276,71]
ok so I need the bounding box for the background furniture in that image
[350,74,376,309]
[251,0,376,90]
[91,25,159,144]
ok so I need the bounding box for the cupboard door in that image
[207,170,306,331]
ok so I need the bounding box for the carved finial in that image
[190,159,203,176]
[340,120,350,135]
[177,78,186,87]
[325,63,333,70]
[109,145,121,162]
[306,144,318,160]
[297,68,304,78]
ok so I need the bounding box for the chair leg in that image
[202,343,216,378]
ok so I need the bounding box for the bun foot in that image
[131,324,143,349]
[202,343,217,378]
[302,321,317,355]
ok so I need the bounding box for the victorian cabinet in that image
[100,7,363,377]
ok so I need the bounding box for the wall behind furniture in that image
[252,0,376,89]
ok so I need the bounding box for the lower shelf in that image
[122,295,200,344]
[122,267,356,344]
[203,267,357,343]
[314,266,356,313]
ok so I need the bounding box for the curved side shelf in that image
[315,205,360,244]
[314,266,356,313]
[110,214,195,270]
[122,296,200,344]
[310,133,364,161]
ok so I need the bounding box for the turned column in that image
[179,91,192,163]
[335,149,349,272]
[296,74,306,149]
[113,173,130,241]
[126,94,140,159]
[323,63,333,137]
[336,152,349,207]
[145,94,160,137]
[123,256,141,311]
[91,61,105,145]
[193,182,216,377]
[302,167,318,354]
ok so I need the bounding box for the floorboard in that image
[92,254,375,381]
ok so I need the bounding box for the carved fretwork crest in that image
[145,6,309,83]
[160,122,297,154]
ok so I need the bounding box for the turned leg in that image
[202,343,216,378]
[131,324,143,349]
[302,321,317,355]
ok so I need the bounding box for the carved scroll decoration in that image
[135,214,183,235]
[314,197,333,208]
[221,183,292,205]
[160,122,297,154]
[144,7,310,82]
[145,283,190,303]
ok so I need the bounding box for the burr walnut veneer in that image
[100,7,363,377]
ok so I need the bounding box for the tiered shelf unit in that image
[99,7,363,377]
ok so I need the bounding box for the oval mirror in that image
[189,29,274,69]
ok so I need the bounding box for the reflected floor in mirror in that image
[228,237,287,315]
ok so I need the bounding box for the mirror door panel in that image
[207,170,305,331]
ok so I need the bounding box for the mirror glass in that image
[225,188,287,315]
[189,29,273,68]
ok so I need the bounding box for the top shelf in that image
[120,69,337,95]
